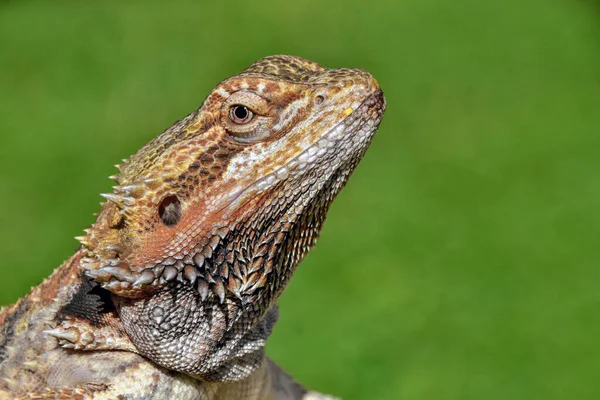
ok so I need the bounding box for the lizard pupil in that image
[229,105,253,124]
[234,106,247,119]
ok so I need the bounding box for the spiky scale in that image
[133,270,155,286]
[254,244,269,258]
[162,266,178,281]
[100,193,125,207]
[205,270,216,284]
[193,253,205,268]
[213,278,226,303]
[45,328,79,343]
[196,279,209,301]
[108,174,121,183]
[220,263,229,280]
[143,177,160,190]
[183,265,198,284]
[203,245,213,259]
[209,235,220,250]
[120,183,146,198]
[232,261,244,280]
[74,236,91,247]
[226,275,243,299]
[215,227,229,239]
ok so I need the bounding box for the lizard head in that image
[80,55,385,305]
[68,55,385,379]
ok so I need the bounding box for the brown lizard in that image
[0,55,385,399]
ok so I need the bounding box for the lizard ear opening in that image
[158,195,182,227]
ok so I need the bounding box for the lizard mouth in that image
[224,89,386,213]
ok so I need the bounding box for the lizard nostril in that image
[158,195,182,227]
[314,94,325,105]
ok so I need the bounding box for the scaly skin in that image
[0,55,385,399]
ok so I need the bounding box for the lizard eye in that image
[221,91,270,142]
[229,105,254,124]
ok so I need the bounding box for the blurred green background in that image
[1,0,599,398]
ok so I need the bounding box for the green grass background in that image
[1,0,599,398]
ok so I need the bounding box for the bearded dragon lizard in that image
[0,55,385,399]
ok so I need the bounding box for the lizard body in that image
[0,55,385,399]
